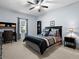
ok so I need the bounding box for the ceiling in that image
[0,0,79,16]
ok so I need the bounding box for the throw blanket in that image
[43,36,55,46]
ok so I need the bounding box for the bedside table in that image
[64,37,76,49]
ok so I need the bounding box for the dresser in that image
[0,22,17,43]
[2,31,14,43]
[64,37,76,49]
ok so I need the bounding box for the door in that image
[17,17,28,40]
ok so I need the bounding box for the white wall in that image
[0,8,37,36]
[38,2,79,48]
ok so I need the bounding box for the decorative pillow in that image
[41,31,45,36]
[49,31,55,36]
[42,28,59,36]
[49,29,57,36]
[44,31,50,36]
[42,28,50,36]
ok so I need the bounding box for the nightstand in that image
[64,37,76,49]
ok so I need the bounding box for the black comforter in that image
[23,36,48,54]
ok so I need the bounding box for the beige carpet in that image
[2,40,79,59]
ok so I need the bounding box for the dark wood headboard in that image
[45,26,62,38]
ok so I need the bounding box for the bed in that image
[23,26,62,54]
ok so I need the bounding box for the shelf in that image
[0,24,5,27]
[12,25,16,27]
[0,22,16,29]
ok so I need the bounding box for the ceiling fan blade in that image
[27,1,35,5]
[41,5,48,8]
[29,7,35,10]
[34,0,39,4]
[40,0,44,3]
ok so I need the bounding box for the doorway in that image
[17,17,28,40]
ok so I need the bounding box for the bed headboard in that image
[45,26,62,38]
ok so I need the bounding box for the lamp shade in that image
[68,28,74,32]
[66,28,78,38]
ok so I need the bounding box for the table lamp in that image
[68,28,74,37]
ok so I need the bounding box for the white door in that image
[19,19,28,40]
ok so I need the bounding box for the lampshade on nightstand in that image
[68,28,74,37]
[66,28,78,38]
[68,28,74,32]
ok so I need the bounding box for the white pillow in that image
[49,29,59,36]
[49,31,55,36]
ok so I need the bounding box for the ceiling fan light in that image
[35,5,41,9]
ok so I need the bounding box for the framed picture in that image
[50,20,55,26]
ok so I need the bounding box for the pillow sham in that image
[49,29,57,36]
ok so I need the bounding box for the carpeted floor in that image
[2,40,79,59]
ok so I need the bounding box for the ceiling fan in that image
[27,0,48,12]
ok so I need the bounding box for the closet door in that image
[37,21,41,35]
